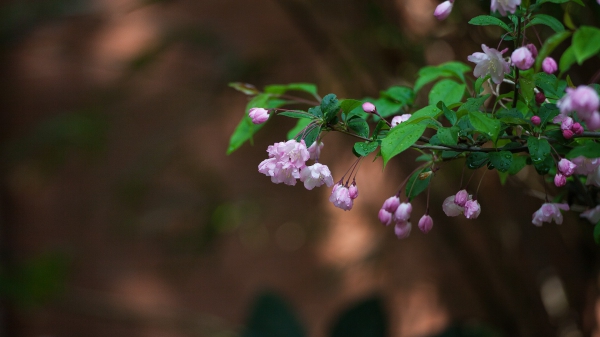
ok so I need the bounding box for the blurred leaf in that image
[488,151,513,172]
[526,14,564,33]
[330,296,387,337]
[406,168,432,201]
[566,141,600,159]
[242,291,305,337]
[265,83,319,99]
[535,31,572,72]
[429,80,466,106]
[572,26,600,65]
[230,82,260,95]
[287,119,312,140]
[469,15,511,32]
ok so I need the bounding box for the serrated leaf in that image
[353,142,379,157]
[527,137,553,174]
[340,99,363,115]
[573,26,600,65]
[406,105,442,125]
[405,168,432,201]
[321,94,341,122]
[496,108,527,124]
[526,14,564,33]
[347,118,370,138]
[437,127,459,146]
[489,151,513,172]
[538,104,559,127]
[467,152,490,169]
[372,97,404,118]
[469,15,511,32]
[535,31,572,72]
[381,123,426,166]
[468,111,502,143]
[566,141,600,159]
[428,79,466,106]
[458,95,491,114]
[535,73,562,99]
[438,102,457,125]
[308,106,323,118]
[438,61,472,83]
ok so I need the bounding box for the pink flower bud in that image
[531,116,541,125]
[560,116,574,131]
[329,184,353,211]
[511,47,535,70]
[464,200,481,219]
[394,202,413,222]
[248,107,270,124]
[562,129,574,139]
[382,196,401,213]
[434,0,454,20]
[526,44,538,58]
[572,122,584,135]
[535,92,546,105]
[349,183,359,199]
[418,215,434,233]
[554,173,566,187]
[454,189,468,207]
[532,203,569,226]
[394,221,412,239]
[362,102,376,113]
[558,158,577,176]
[391,114,411,127]
[378,209,393,226]
[542,57,558,74]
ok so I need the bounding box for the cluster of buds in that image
[378,196,414,238]
[557,85,600,131]
[554,158,577,187]
[329,181,358,211]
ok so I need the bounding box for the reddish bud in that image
[362,102,376,113]
[572,122,584,135]
[562,129,574,139]
[535,92,546,105]
[531,116,541,126]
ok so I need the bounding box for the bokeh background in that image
[2,0,600,336]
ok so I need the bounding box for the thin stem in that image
[475,168,488,199]
[512,16,522,109]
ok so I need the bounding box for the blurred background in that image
[2,0,600,336]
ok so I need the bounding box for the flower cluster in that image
[378,196,414,238]
[554,158,577,187]
[557,86,600,131]
[329,182,359,211]
[442,190,481,219]
[532,203,569,226]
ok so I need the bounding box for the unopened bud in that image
[572,122,584,135]
[535,92,546,105]
[418,215,433,234]
[542,57,558,74]
[531,116,541,126]
[362,102,376,113]
[562,129,574,139]
[554,173,566,187]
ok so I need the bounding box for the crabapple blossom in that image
[587,111,600,131]
[572,156,600,175]
[558,86,600,129]
[581,206,600,224]
[434,0,454,20]
[300,163,334,190]
[307,141,323,161]
[554,173,566,187]
[418,215,434,233]
[586,166,600,187]
[464,199,481,219]
[329,184,354,210]
[526,44,538,58]
[572,123,584,135]
[511,46,535,70]
[562,129,574,139]
[395,202,413,221]
[391,114,411,127]
[558,159,577,176]
[443,195,464,216]
[349,183,359,199]
[454,189,468,207]
[532,203,569,226]
[362,102,376,113]
[560,117,574,130]
[259,140,311,186]
[379,209,393,226]
[248,107,270,124]
[491,0,521,16]
[531,116,541,125]
[542,57,558,74]
[394,221,412,239]
[468,44,511,84]
[382,196,401,213]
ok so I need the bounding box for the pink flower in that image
[464,199,481,219]
[560,116,573,130]
[394,221,412,239]
[443,195,464,216]
[531,116,541,125]
[581,205,600,224]
[587,111,600,131]
[307,141,323,161]
[526,44,538,58]
[391,114,412,127]
[379,209,393,226]
[491,0,521,16]
[572,156,600,175]
[418,215,434,233]
[329,184,353,210]
[570,86,599,117]
[532,203,569,226]
[394,202,413,221]
[248,107,270,124]
[454,189,468,207]
[349,183,359,199]
[558,159,576,176]
[434,0,454,20]
[362,102,376,113]
[259,140,310,185]
[542,57,558,74]
[468,44,511,84]
[300,163,334,190]
[554,173,566,187]
[511,47,535,70]
[382,196,401,213]
[586,166,600,187]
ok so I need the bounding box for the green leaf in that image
[381,123,426,166]
[458,95,491,115]
[438,61,472,83]
[535,31,572,72]
[372,120,389,140]
[380,86,414,105]
[372,97,404,118]
[469,15,511,32]
[508,154,528,175]
[559,46,577,74]
[538,104,559,127]
[229,82,260,95]
[227,94,270,154]
[405,168,432,201]
[527,137,553,174]
[300,125,321,148]
[573,26,600,65]
[242,291,306,337]
[526,14,564,33]
[536,0,569,4]
[468,111,502,143]
[287,118,311,140]
[496,109,527,124]
[438,102,457,125]
[414,67,453,93]
[466,152,490,169]
[519,70,536,105]
[566,141,600,159]
[405,105,443,126]
[535,73,565,99]
[321,94,341,122]
[474,76,489,95]
[264,83,319,98]
[437,126,459,146]
[340,99,364,115]
[347,118,370,138]
[308,106,323,118]
[278,111,315,119]
[353,142,379,157]
[489,151,513,172]
[428,79,466,106]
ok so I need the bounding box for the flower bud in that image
[349,183,359,199]
[443,195,463,217]
[434,0,454,20]
[378,209,393,226]
[394,202,412,222]
[464,200,481,219]
[382,196,400,213]
[526,44,538,58]
[554,173,566,187]
[560,116,574,131]
[362,102,376,113]
[535,92,546,105]
[562,129,574,139]
[558,158,577,177]
[248,107,270,124]
[511,47,535,70]
[542,57,558,74]
[418,215,434,233]
[454,189,468,207]
[572,122,584,135]
[394,221,412,239]
[531,116,541,126]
